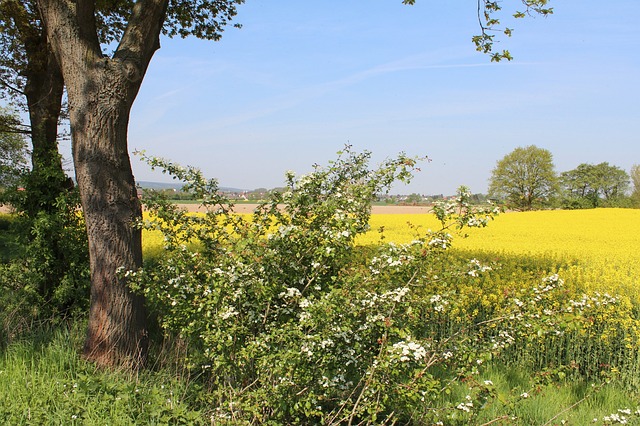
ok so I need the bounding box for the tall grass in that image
[2,321,638,425]
[0,322,206,425]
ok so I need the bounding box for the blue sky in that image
[102,0,638,195]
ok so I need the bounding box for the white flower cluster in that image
[567,292,619,313]
[428,233,452,249]
[299,298,311,308]
[277,224,297,238]
[318,373,352,390]
[369,244,415,274]
[456,395,474,412]
[466,215,493,227]
[491,330,515,350]
[467,258,492,277]
[391,339,428,362]
[219,306,239,320]
[360,287,410,308]
[336,229,351,239]
[429,294,449,312]
[539,273,565,289]
[279,287,302,299]
[301,344,313,358]
[531,274,565,302]
[601,408,638,424]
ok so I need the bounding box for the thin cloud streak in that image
[171,56,508,137]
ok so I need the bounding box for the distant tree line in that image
[488,145,639,210]
[155,187,492,206]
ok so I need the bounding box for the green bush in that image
[0,176,89,341]
[127,148,635,424]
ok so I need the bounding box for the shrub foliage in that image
[129,148,639,424]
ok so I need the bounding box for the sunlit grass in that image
[5,207,638,423]
[0,322,202,424]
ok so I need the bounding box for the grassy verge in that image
[0,321,208,425]
[1,322,638,425]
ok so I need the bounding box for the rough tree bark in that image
[24,34,66,216]
[37,0,169,369]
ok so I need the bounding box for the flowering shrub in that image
[128,148,635,424]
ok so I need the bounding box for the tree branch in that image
[0,77,26,96]
[0,115,31,135]
[36,0,102,70]
[114,0,169,80]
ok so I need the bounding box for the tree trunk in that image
[76,106,148,369]
[70,61,148,369]
[37,0,169,370]
[2,0,67,215]
[25,49,64,176]
[23,43,67,216]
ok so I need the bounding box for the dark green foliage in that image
[0,164,89,341]
[560,163,630,209]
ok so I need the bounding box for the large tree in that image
[488,145,558,210]
[0,0,68,215]
[33,0,553,369]
[35,0,243,369]
[560,162,630,208]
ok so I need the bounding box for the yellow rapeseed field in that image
[142,207,640,301]
[360,208,640,302]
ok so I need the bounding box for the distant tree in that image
[560,163,598,208]
[488,145,557,210]
[560,162,629,208]
[404,193,424,204]
[0,108,27,189]
[471,193,487,204]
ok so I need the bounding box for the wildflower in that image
[299,298,311,308]
[301,344,313,358]
[456,396,474,412]
[392,339,428,362]
[219,306,239,320]
[279,287,302,299]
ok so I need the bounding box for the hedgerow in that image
[127,147,640,424]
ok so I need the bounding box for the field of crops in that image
[356,208,640,303]
[144,207,640,299]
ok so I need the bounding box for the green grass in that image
[3,207,640,424]
[474,365,640,425]
[0,323,207,425]
[1,322,639,425]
